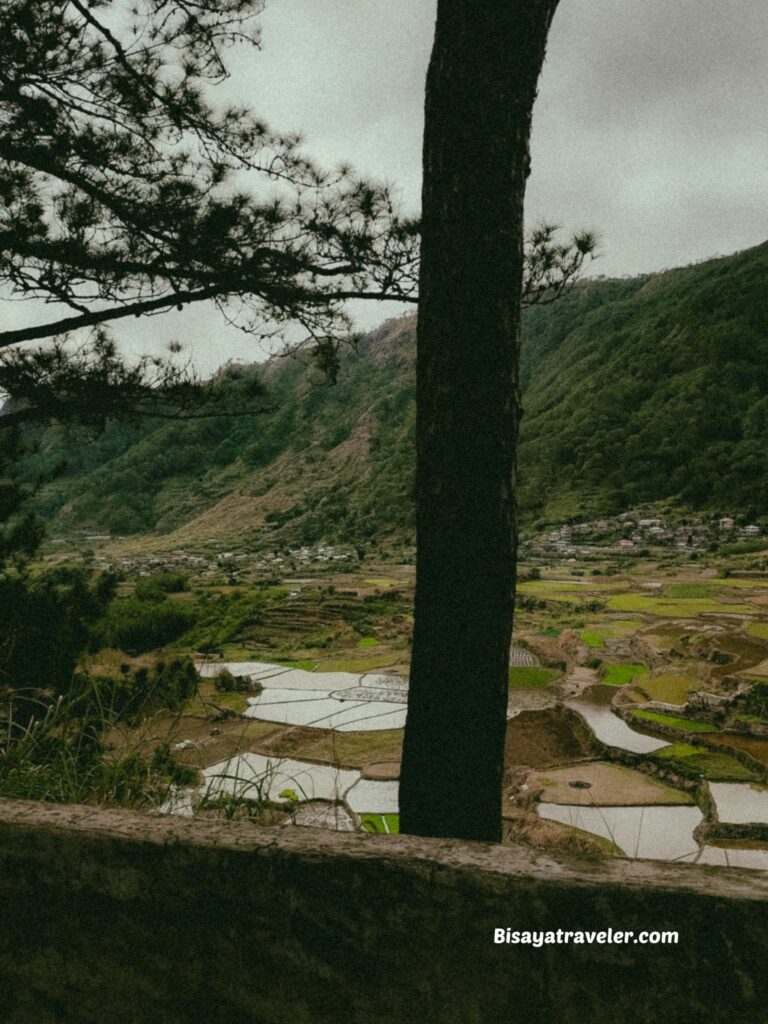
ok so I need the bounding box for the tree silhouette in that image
[0,2,591,413]
[400,0,569,842]
[0,1,419,383]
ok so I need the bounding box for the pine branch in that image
[0,287,226,350]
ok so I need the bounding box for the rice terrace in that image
[8,515,767,873]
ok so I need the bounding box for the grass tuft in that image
[630,709,716,733]
[508,666,561,689]
[602,663,649,687]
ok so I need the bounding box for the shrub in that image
[95,599,197,654]
[134,572,188,601]
[740,682,768,722]
[0,694,198,807]
[72,658,198,721]
[0,567,116,695]
[214,668,237,692]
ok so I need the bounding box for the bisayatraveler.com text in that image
[494,928,678,947]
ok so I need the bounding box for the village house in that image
[638,518,663,529]
[675,528,692,549]
[719,516,735,530]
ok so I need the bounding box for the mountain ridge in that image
[19,241,768,552]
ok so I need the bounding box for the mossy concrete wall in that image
[1,799,767,1023]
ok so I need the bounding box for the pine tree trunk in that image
[399,0,561,842]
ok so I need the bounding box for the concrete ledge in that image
[1,799,767,1023]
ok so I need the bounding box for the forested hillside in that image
[519,242,768,521]
[14,242,768,550]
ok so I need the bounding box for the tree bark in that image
[399,0,561,842]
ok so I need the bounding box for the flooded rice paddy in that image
[694,846,768,869]
[199,752,399,815]
[203,753,360,804]
[566,685,670,754]
[538,804,703,861]
[197,657,768,868]
[710,782,768,824]
[537,690,768,870]
[198,660,408,731]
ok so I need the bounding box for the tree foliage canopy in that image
[0,0,420,370]
[0,0,594,411]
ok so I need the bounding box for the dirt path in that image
[561,665,599,698]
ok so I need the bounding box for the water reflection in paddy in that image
[567,685,670,755]
[710,782,768,824]
[538,803,702,861]
[694,846,768,869]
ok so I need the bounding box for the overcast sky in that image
[10,0,768,374]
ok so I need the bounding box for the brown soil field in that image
[288,728,405,768]
[255,724,335,758]
[525,762,693,806]
[107,714,284,769]
[504,707,594,769]
[716,633,768,669]
[361,760,401,780]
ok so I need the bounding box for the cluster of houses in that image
[46,539,356,582]
[529,512,763,558]
[719,516,761,537]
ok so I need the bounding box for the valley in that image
[57,530,768,870]
[8,242,768,871]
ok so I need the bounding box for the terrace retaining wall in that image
[613,704,768,778]
[1,799,767,1023]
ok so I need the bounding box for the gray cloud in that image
[530,0,768,276]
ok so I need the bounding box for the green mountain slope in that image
[23,316,418,552]
[18,242,768,549]
[519,243,768,520]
